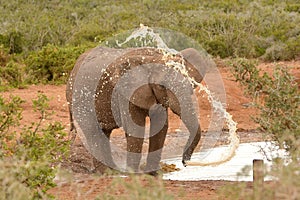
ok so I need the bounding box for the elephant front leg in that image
[125,104,148,173]
[145,104,168,176]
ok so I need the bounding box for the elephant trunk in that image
[164,72,201,166]
[179,95,201,166]
[182,126,201,166]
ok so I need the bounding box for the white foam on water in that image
[162,141,289,181]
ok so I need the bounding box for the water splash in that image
[165,59,239,166]
[117,24,178,54]
[115,24,240,166]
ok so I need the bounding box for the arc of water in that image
[117,24,178,54]
[165,57,240,166]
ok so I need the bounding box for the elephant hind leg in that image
[93,129,117,173]
[68,110,77,144]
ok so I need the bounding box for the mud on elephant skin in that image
[66,47,210,175]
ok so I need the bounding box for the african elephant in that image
[66,47,208,175]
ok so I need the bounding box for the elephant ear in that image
[130,84,157,110]
[180,48,210,84]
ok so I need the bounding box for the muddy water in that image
[162,141,288,181]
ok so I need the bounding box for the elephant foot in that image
[68,129,77,145]
[126,153,143,173]
[182,154,192,167]
[182,151,192,167]
[182,159,188,167]
[143,162,161,176]
[92,158,108,174]
[146,170,160,177]
[92,157,118,174]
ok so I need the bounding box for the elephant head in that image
[123,48,207,111]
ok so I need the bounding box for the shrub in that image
[258,67,299,154]
[0,31,24,54]
[0,96,23,143]
[1,0,300,60]
[284,35,300,60]
[0,93,70,199]
[229,58,299,155]
[221,58,300,199]
[0,61,26,91]
[25,44,86,84]
[0,46,26,91]
[0,45,10,66]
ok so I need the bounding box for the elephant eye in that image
[157,84,165,89]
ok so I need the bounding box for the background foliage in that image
[0,0,300,88]
[1,0,300,88]
[230,58,299,156]
[0,94,69,199]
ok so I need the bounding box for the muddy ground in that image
[2,60,299,199]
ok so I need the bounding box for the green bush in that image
[222,58,299,199]
[0,94,70,199]
[284,35,300,60]
[0,31,24,54]
[229,58,300,155]
[0,96,23,141]
[0,1,77,52]
[0,46,26,91]
[285,3,300,13]
[182,2,300,60]
[0,61,25,91]
[1,0,300,60]
[0,46,10,66]
[258,68,299,154]
[25,44,86,84]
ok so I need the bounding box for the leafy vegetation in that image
[0,46,25,91]
[227,58,300,200]
[25,44,86,84]
[0,94,69,199]
[1,0,300,89]
[230,58,299,155]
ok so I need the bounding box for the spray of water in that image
[165,57,239,166]
[117,24,178,54]
[115,24,240,166]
